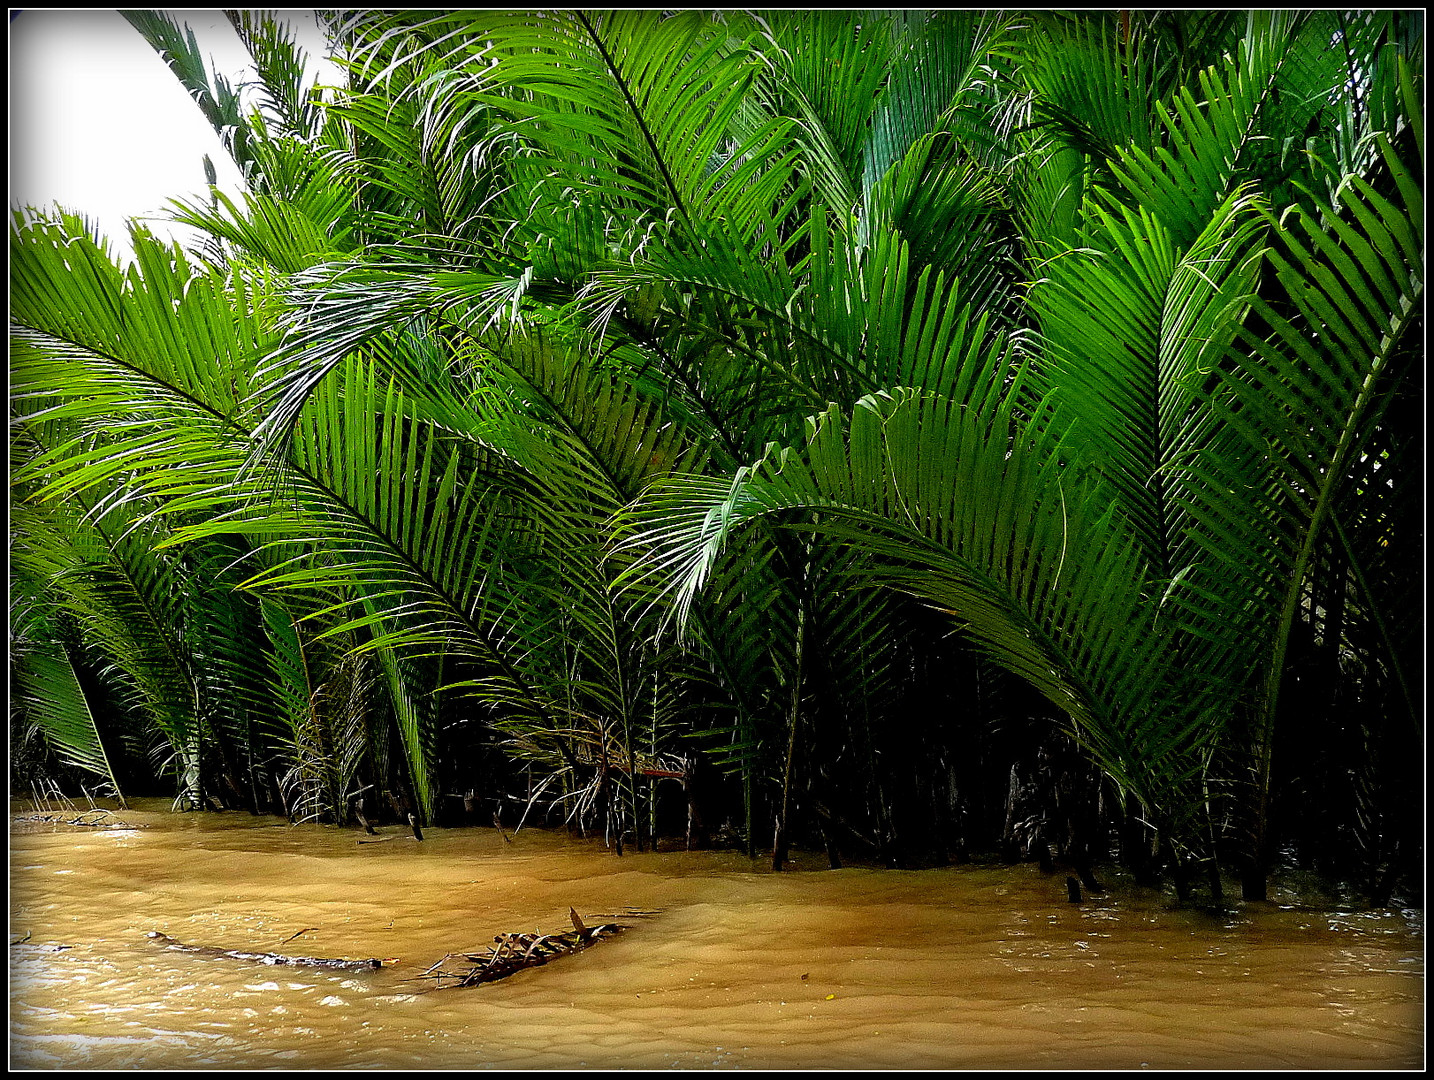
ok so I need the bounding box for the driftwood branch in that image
[410,908,625,989]
[145,931,386,972]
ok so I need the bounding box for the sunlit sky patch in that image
[10,9,334,261]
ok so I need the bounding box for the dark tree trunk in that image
[1172,857,1194,903]
[820,818,842,869]
[1119,795,1162,888]
[1240,857,1268,902]
[683,756,711,850]
[771,813,789,871]
[1367,841,1402,907]
[1206,858,1225,904]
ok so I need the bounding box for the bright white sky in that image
[9,8,335,262]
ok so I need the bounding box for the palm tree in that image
[623,11,1423,897]
[11,10,1421,901]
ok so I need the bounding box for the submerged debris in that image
[414,908,625,989]
[12,809,146,830]
[145,931,387,972]
[10,939,72,953]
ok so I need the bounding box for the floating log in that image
[145,931,386,971]
[413,908,625,989]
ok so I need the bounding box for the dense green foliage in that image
[11,10,1422,903]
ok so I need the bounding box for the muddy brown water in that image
[9,800,1424,1070]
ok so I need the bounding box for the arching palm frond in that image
[11,646,125,803]
[12,473,205,805]
[622,391,1215,848]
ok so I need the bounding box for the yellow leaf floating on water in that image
[826,994,836,1000]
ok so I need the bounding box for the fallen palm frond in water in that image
[145,931,390,971]
[413,908,625,989]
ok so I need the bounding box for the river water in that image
[9,800,1423,1070]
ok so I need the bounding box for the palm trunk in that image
[772,600,807,871]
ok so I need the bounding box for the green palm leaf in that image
[11,647,125,802]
